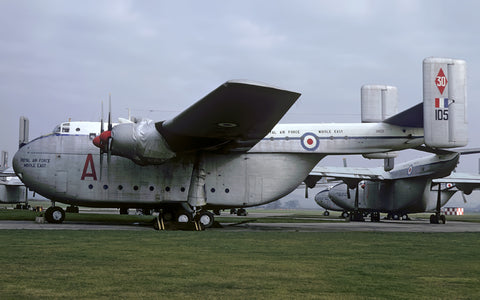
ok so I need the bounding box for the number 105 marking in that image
[435,109,448,120]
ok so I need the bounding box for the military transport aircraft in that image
[311,148,480,223]
[12,57,468,229]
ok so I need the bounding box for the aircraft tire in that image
[199,211,215,228]
[430,214,439,224]
[440,215,446,224]
[177,212,192,223]
[323,211,330,216]
[341,211,349,218]
[392,214,400,220]
[237,208,247,216]
[45,206,65,224]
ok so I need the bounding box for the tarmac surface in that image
[1,211,480,232]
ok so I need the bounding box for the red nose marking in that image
[93,136,101,148]
[92,130,111,149]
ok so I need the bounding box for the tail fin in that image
[423,57,467,148]
[18,116,29,149]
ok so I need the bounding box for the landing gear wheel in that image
[199,211,215,228]
[45,206,65,224]
[119,208,129,215]
[323,211,330,216]
[430,214,439,224]
[440,215,446,224]
[177,212,192,223]
[237,208,247,216]
[370,212,380,222]
[341,211,349,218]
[392,214,400,220]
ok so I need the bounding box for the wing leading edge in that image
[157,80,301,152]
[309,166,387,181]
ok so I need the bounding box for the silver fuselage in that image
[13,121,423,209]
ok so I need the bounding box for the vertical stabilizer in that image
[1,151,7,169]
[361,85,398,123]
[423,58,467,148]
[19,116,29,148]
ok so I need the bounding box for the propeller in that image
[92,95,113,179]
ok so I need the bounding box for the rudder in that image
[423,57,467,148]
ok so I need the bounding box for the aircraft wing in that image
[432,172,480,184]
[0,167,16,176]
[0,168,24,186]
[157,80,301,152]
[309,166,388,181]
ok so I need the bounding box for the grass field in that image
[1,229,480,298]
[1,209,480,299]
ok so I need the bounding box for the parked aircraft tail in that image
[423,57,467,148]
[383,57,467,149]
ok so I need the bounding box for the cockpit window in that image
[62,126,70,133]
[53,125,61,133]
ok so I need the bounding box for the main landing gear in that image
[430,183,446,224]
[154,209,216,231]
[430,213,446,224]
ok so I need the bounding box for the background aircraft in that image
[0,151,27,206]
[12,58,468,229]
[311,148,480,223]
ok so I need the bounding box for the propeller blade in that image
[99,150,103,180]
[108,93,112,131]
[107,137,112,165]
[101,100,104,134]
[99,100,104,180]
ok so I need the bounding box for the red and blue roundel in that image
[407,165,413,175]
[301,132,319,151]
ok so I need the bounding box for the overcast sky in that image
[2,0,480,172]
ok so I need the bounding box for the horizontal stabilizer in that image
[383,103,423,127]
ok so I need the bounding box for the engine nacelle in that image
[111,119,176,165]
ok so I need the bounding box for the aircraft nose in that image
[328,183,353,210]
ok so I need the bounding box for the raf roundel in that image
[407,165,413,175]
[300,132,319,151]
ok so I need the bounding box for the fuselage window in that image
[103,185,108,190]
[133,185,139,191]
[118,185,123,190]
[88,184,93,190]
[180,187,185,192]
[149,186,154,191]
